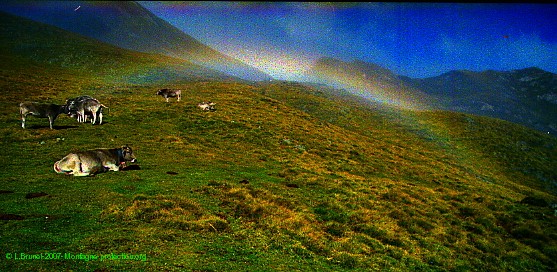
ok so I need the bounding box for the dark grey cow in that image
[19,102,67,129]
[65,95,93,119]
[156,89,181,102]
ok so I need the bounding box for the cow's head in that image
[156,89,168,95]
[121,145,137,163]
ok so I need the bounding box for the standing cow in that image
[156,89,181,102]
[19,102,67,129]
[76,98,106,125]
[65,96,107,125]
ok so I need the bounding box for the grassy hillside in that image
[1,11,557,272]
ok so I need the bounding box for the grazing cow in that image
[65,96,107,125]
[76,98,107,125]
[198,101,216,111]
[54,145,137,176]
[156,89,181,102]
[19,102,67,129]
[65,96,94,114]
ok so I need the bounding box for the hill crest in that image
[0,1,272,81]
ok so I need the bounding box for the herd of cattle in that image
[18,89,214,176]
[19,95,106,129]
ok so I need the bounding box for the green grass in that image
[1,11,557,272]
[2,78,556,271]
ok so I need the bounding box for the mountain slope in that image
[1,79,556,271]
[1,9,556,272]
[303,57,436,110]
[0,11,236,88]
[401,68,557,135]
[0,0,271,81]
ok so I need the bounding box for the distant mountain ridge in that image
[305,57,557,135]
[401,67,557,135]
[0,1,272,81]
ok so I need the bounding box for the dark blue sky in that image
[141,2,557,80]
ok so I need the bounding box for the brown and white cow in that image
[19,102,67,129]
[197,101,216,111]
[54,145,137,176]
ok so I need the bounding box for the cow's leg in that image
[21,114,26,128]
[91,110,97,125]
[48,116,53,129]
[72,170,90,177]
[178,94,181,101]
[78,110,85,123]
[73,161,92,176]
[98,111,103,125]
[105,163,120,171]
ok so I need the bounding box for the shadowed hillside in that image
[0,1,272,81]
[0,11,237,88]
[1,9,556,272]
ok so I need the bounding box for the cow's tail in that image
[54,160,73,174]
[19,103,25,115]
[100,104,109,114]
[53,161,63,173]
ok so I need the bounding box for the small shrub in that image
[333,252,358,269]
[325,221,348,237]
[520,196,549,207]
[314,203,349,223]
[353,224,387,238]
[511,226,546,241]
[458,206,477,218]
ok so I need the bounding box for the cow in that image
[65,95,94,116]
[53,145,137,176]
[76,98,107,125]
[197,101,216,111]
[156,89,181,102]
[19,102,67,129]
[65,96,107,125]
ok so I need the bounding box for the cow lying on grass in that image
[156,89,181,102]
[19,102,67,129]
[65,95,107,125]
[54,145,137,176]
[198,101,216,111]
